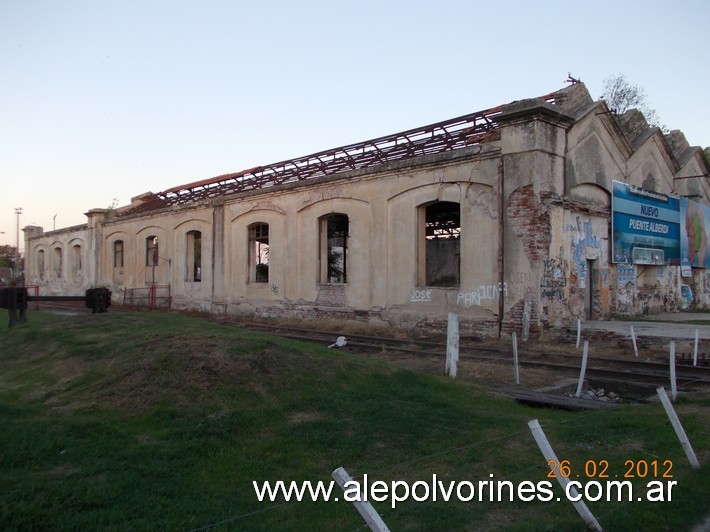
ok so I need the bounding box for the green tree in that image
[0,245,17,269]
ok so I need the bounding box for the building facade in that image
[23,83,710,336]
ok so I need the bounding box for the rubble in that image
[566,387,624,403]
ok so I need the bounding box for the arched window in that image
[54,247,63,278]
[248,223,269,283]
[642,173,657,191]
[146,236,158,267]
[113,240,124,268]
[419,201,460,287]
[319,214,348,283]
[37,250,45,280]
[186,231,202,282]
[72,244,82,276]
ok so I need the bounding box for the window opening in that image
[72,244,82,276]
[146,236,158,267]
[37,250,45,280]
[424,202,460,287]
[187,231,202,282]
[320,214,349,283]
[248,224,269,283]
[54,247,63,278]
[113,240,124,268]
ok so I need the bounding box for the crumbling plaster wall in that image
[498,101,571,335]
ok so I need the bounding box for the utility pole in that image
[15,207,22,280]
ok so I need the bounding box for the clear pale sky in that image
[1,0,709,249]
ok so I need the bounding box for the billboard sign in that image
[612,180,680,264]
[680,198,710,269]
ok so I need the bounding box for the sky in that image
[1,0,709,249]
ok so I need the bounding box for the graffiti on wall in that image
[570,216,601,289]
[680,284,693,309]
[456,283,508,307]
[408,284,510,306]
[540,258,566,300]
[617,264,636,313]
[505,270,533,302]
[410,288,433,303]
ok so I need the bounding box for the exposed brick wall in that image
[507,185,551,264]
[501,297,541,337]
[315,284,347,307]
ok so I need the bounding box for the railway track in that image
[233,320,710,389]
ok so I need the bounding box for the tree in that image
[600,74,665,131]
[0,245,17,269]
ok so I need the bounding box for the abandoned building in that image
[23,82,710,337]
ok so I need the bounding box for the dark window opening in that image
[146,236,158,267]
[54,247,63,278]
[249,223,269,283]
[72,244,82,276]
[113,240,124,268]
[38,250,45,280]
[187,231,202,282]
[424,202,460,287]
[321,214,348,283]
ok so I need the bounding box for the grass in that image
[0,310,708,530]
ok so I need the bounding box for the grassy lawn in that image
[0,310,708,530]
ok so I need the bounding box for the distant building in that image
[23,83,710,336]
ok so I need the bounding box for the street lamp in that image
[15,207,22,279]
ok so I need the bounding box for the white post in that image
[522,299,531,342]
[576,319,581,349]
[528,420,602,531]
[332,467,390,532]
[656,387,700,469]
[575,340,589,398]
[630,325,638,358]
[693,329,699,367]
[669,341,677,401]
[512,331,520,385]
[446,312,459,379]
[445,343,451,375]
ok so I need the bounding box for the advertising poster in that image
[611,181,680,264]
[680,198,710,270]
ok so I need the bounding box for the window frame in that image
[319,213,349,284]
[113,240,124,268]
[53,246,63,279]
[248,223,270,284]
[146,236,158,267]
[186,230,202,282]
[418,201,461,288]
